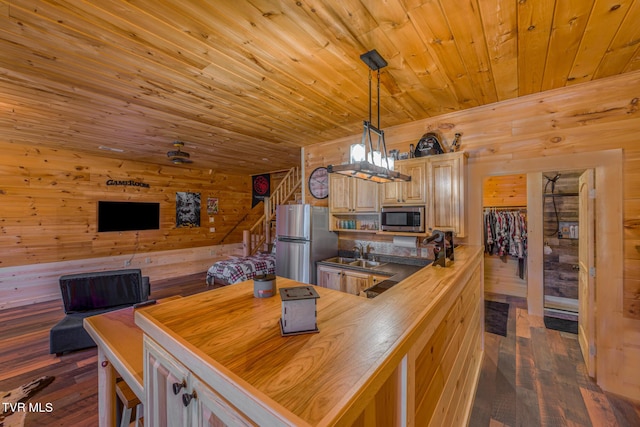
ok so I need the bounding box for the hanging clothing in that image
[483,209,528,279]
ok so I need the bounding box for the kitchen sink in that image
[324,257,357,265]
[349,259,386,268]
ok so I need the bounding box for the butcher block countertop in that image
[135,245,484,426]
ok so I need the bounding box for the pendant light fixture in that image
[328,50,411,183]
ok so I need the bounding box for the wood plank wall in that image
[304,70,640,400]
[0,141,257,308]
[483,174,527,208]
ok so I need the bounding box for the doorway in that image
[482,174,528,297]
[541,170,584,321]
[468,150,623,389]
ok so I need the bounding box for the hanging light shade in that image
[350,143,366,163]
[328,50,410,183]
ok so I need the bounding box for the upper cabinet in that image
[380,152,467,237]
[326,151,466,237]
[329,174,379,213]
[426,152,467,237]
[380,158,427,206]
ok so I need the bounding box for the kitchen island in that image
[135,245,484,426]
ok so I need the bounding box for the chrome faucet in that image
[353,243,375,260]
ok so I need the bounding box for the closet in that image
[482,174,528,297]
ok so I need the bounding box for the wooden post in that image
[265,219,271,252]
[242,230,250,257]
[97,347,116,427]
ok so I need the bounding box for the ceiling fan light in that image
[167,150,190,159]
[171,157,192,164]
[167,140,193,164]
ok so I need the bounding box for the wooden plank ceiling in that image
[1,0,639,175]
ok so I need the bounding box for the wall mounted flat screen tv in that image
[97,201,160,232]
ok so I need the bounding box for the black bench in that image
[49,269,150,355]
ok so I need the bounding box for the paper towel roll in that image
[393,236,417,248]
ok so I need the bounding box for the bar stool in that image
[116,379,143,427]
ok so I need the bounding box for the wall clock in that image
[308,167,329,199]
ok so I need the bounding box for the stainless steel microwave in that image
[380,206,425,232]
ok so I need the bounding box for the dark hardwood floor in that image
[470,294,640,427]
[1,276,638,426]
[0,273,207,427]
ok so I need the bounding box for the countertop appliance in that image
[380,206,425,232]
[423,230,454,267]
[275,204,338,285]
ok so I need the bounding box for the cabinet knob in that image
[172,380,186,395]
[182,392,196,407]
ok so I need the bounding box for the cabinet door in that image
[353,179,379,212]
[145,337,191,427]
[317,265,342,291]
[371,274,392,287]
[381,159,426,205]
[191,377,255,427]
[428,153,464,236]
[329,174,352,213]
[402,160,427,204]
[380,180,401,205]
[343,270,371,295]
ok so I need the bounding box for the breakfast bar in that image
[133,245,484,426]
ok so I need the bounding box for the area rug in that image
[0,376,55,427]
[485,300,509,337]
[544,316,578,334]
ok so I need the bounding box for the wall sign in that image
[207,197,219,215]
[106,179,150,188]
[252,173,270,207]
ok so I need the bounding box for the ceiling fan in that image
[167,141,193,164]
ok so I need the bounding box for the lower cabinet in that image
[317,265,391,296]
[343,270,370,295]
[144,336,254,427]
[316,265,342,292]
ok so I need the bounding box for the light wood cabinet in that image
[328,152,466,237]
[426,152,467,237]
[144,337,253,427]
[329,174,379,213]
[343,270,371,295]
[317,264,391,296]
[371,274,390,287]
[380,158,427,205]
[316,264,342,291]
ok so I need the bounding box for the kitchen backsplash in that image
[338,235,437,260]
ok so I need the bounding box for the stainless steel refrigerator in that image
[275,204,338,285]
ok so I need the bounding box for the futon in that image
[205,253,276,286]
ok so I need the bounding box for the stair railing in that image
[264,165,301,224]
[243,166,301,256]
[242,214,266,257]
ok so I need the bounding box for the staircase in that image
[243,166,302,256]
